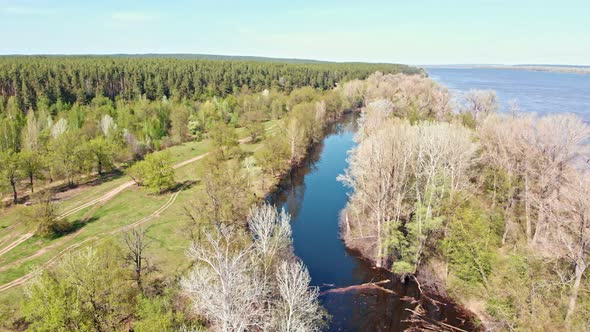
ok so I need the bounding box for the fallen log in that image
[321,279,395,295]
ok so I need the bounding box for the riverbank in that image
[267,111,480,331]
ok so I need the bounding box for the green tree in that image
[169,106,190,143]
[442,202,502,287]
[19,149,45,193]
[87,137,118,175]
[0,150,21,204]
[254,134,289,178]
[22,244,135,332]
[208,121,239,159]
[127,151,175,194]
[28,191,70,238]
[49,131,88,186]
[186,158,252,240]
[133,296,175,332]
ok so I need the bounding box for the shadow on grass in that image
[162,180,197,194]
[68,216,99,234]
[41,216,100,241]
[52,169,126,194]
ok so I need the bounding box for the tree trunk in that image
[524,173,532,243]
[376,211,382,268]
[533,204,544,244]
[10,178,17,204]
[566,261,586,323]
[29,173,34,193]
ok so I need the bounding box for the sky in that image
[1,0,589,65]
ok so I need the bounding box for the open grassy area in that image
[0,121,280,307]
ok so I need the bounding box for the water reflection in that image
[269,113,476,331]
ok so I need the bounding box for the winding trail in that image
[0,183,186,292]
[0,150,213,260]
[0,136,253,292]
[0,234,34,258]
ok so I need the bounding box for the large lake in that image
[426,67,590,120]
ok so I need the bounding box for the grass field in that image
[0,120,280,310]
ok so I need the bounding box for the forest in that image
[338,73,590,331]
[0,57,415,331]
[0,55,588,331]
[0,56,419,110]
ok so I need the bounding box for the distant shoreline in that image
[424,64,590,75]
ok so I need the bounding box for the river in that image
[269,68,590,331]
[270,114,475,331]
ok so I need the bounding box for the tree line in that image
[0,56,419,111]
[338,72,590,330]
[0,83,348,206]
[0,56,415,206]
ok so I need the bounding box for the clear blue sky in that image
[1,0,589,65]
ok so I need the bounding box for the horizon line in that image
[0,53,589,68]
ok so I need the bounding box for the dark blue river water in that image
[269,69,590,331]
[427,67,590,121]
[271,115,474,331]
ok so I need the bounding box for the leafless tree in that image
[273,261,324,332]
[50,118,68,138]
[182,226,266,332]
[362,73,453,120]
[100,114,117,138]
[461,89,498,123]
[248,203,293,282]
[182,205,325,331]
[479,113,590,244]
[356,99,393,140]
[123,228,153,292]
[340,79,366,108]
[530,114,590,244]
[542,170,590,323]
[340,119,476,269]
[339,120,413,267]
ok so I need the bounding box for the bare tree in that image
[181,226,266,332]
[530,114,590,244]
[362,73,453,120]
[356,99,393,140]
[340,119,476,270]
[100,114,117,138]
[461,89,498,123]
[248,203,293,281]
[340,79,366,108]
[183,205,326,331]
[273,261,324,332]
[123,228,153,292]
[479,113,590,244]
[339,120,413,267]
[543,170,590,323]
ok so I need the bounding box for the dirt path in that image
[0,137,253,291]
[0,183,186,292]
[0,148,217,261]
[0,234,34,258]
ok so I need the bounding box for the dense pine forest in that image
[0,56,418,111]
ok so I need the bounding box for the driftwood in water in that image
[321,279,396,295]
[405,307,469,332]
